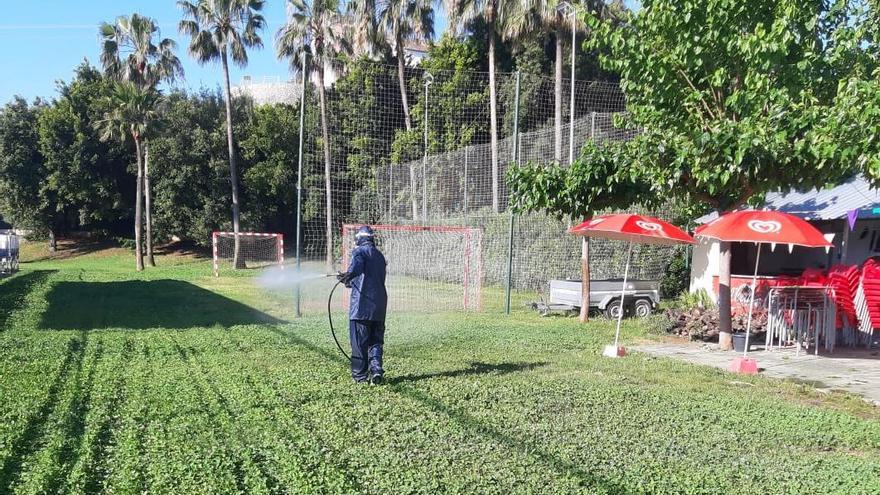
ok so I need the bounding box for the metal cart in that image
[0,233,20,274]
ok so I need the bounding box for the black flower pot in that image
[732,332,751,353]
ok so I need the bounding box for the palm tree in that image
[374,0,434,220]
[446,0,514,213]
[96,83,160,272]
[277,0,353,271]
[178,0,266,269]
[100,13,183,267]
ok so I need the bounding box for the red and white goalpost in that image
[212,231,284,276]
[341,224,482,311]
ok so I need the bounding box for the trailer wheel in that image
[633,299,652,318]
[604,300,624,319]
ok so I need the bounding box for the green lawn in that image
[1,242,878,494]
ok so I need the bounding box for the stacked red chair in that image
[801,267,828,287]
[827,265,859,329]
[855,258,880,347]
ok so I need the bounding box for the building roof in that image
[696,175,880,223]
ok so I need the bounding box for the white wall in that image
[689,238,720,303]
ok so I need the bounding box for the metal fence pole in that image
[590,111,596,140]
[422,73,433,222]
[505,71,521,315]
[463,146,469,216]
[569,17,576,165]
[294,53,308,318]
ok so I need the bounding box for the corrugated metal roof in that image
[696,175,880,223]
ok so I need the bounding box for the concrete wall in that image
[689,238,720,303]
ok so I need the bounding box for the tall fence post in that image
[422,73,433,222]
[506,71,521,315]
[590,111,596,140]
[463,146,469,217]
[294,53,308,318]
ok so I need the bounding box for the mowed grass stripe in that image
[0,249,879,494]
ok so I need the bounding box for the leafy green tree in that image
[276,0,353,270]
[38,64,130,244]
[100,13,184,266]
[0,98,52,242]
[510,0,859,346]
[95,82,160,271]
[149,90,247,245]
[239,103,303,234]
[178,0,266,269]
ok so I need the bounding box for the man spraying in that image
[337,225,388,384]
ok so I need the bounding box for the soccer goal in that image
[212,231,283,276]
[341,224,482,312]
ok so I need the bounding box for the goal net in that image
[212,231,283,276]
[341,224,482,312]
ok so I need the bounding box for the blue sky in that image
[0,1,638,104]
[0,0,448,103]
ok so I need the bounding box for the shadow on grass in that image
[0,270,56,330]
[40,280,281,330]
[24,239,117,262]
[266,326,627,493]
[388,361,549,384]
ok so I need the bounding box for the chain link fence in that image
[291,60,682,312]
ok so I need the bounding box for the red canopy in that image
[569,214,694,246]
[694,210,832,248]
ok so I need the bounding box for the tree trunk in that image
[221,50,244,269]
[718,241,733,350]
[318,69,334,272]
[48,229,56,253]
[134,135,145,272]
[144,140,155,267]
[554,22,563,164]
[579,237,591,322]
[397,40,419,221]
[488,32,499,213]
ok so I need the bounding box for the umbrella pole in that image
[743,244,762,357]
[614,241,634,349]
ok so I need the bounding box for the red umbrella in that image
[570,214,695,246]
[569,214,694,357]
[694,210,833,364]
[695,210,833,248]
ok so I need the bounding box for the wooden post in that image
[718,241,733,350]
[840,219,852,264]
[579,237,591,322]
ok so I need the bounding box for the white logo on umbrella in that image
[747,220,782,234]
[588,218,605,227]
[635,220,662,231]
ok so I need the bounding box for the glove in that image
[337,271,353,288]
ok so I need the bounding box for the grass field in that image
[1,241,879,494]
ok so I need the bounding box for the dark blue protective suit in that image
[342,233,387,382]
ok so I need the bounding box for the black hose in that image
[327,279,352,361]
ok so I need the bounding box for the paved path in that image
[634,342,880,405]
